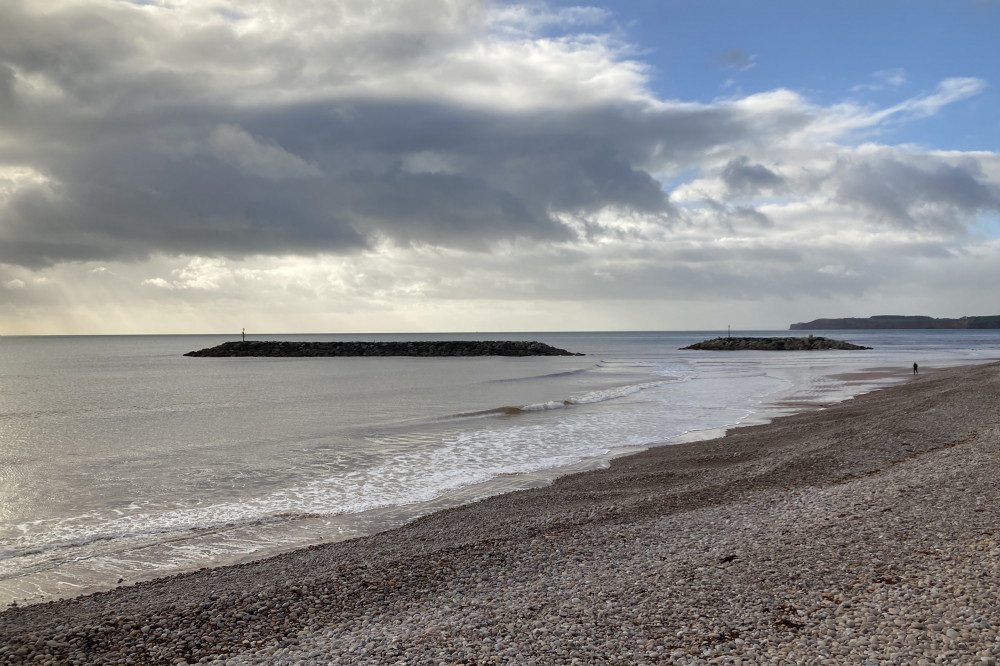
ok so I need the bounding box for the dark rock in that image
[184,341,582,357]
[681,336,871,351]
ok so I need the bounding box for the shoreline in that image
[3,360,999,663]
[0,358,911,609]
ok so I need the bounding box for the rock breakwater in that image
[184,340,581,357]
[683,336,871,351]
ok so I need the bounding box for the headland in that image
[791,314,1000,330]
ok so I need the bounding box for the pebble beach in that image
[2,360,999,665]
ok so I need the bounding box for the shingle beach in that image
[2,361,999,665]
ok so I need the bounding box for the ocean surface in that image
[2,330,999,606]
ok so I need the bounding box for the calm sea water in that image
[2,330,998,605]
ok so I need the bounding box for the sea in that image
[2,330,999,606]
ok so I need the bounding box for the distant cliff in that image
[790,315,1000,330]
[185,340,582,357]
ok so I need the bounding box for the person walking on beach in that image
[913,362,919,375]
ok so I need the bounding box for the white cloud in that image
[0,167,53,200]
[485,3,610,36]
[851,68,909,93]
[142,277,175,290]
[892,77,987,118]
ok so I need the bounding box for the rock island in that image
[184,340,582,357]
[683,336,871,351]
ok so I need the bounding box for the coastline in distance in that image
[790,315,1000,330]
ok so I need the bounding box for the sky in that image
[1,0,999,334]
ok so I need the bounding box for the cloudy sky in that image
[1,0,998,334]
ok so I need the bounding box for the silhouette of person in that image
[913,362,918,375]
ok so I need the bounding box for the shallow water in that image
[1,330,998,605]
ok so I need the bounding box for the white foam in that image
[522,400,567,411]
[566,379,670,405]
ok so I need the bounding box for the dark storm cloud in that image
[0,92,721,266]
[835,155,1000,230]
[340,167,568,247]
[0,0,849,269]
[0,67,784,269]
[722,156,785,195]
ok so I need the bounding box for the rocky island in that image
[184,340,581,357]
[683,336,871,351]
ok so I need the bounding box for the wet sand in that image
[2,361,999,664]
[829,366,918,382]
